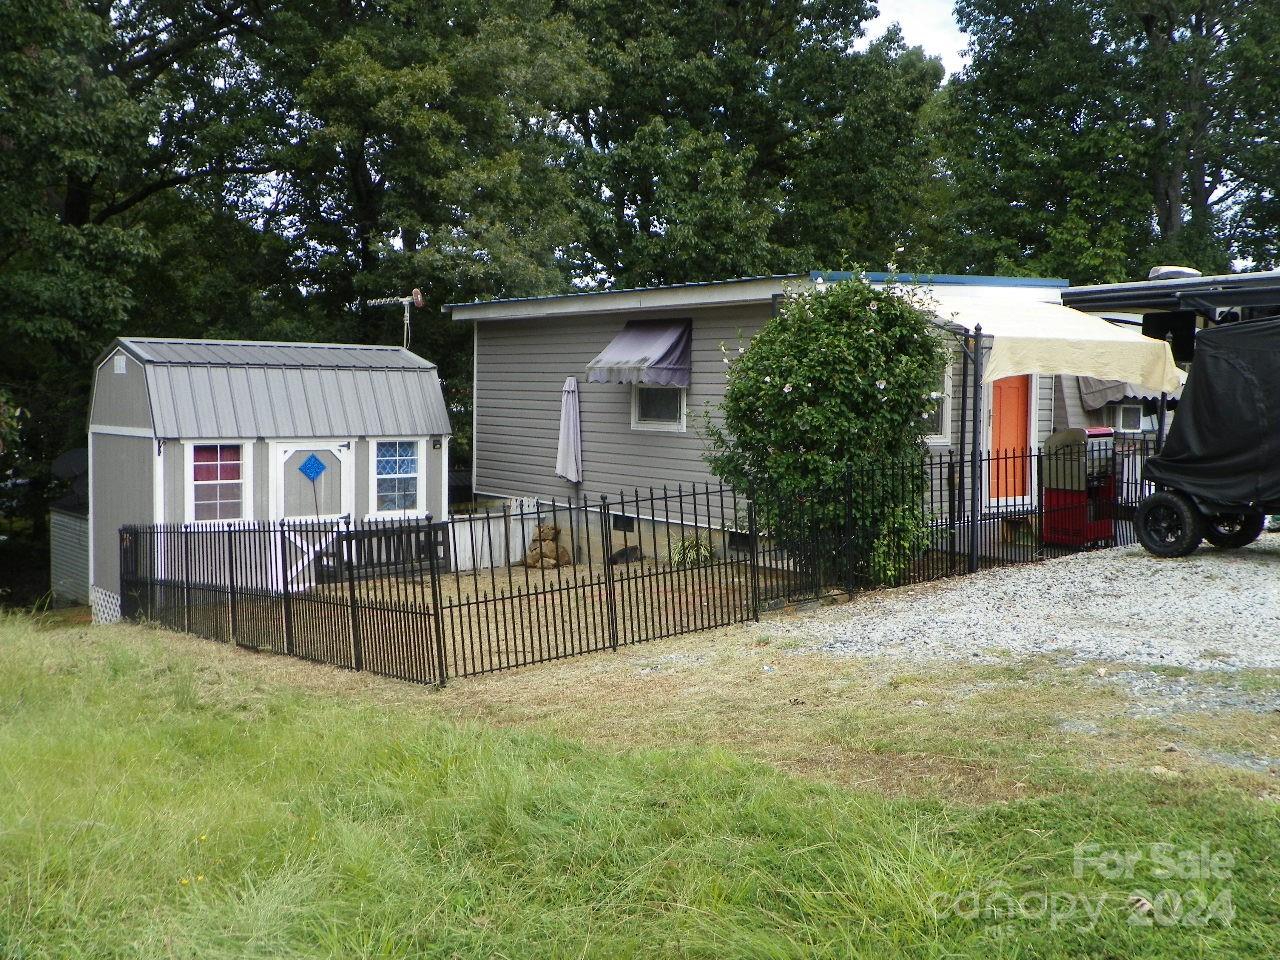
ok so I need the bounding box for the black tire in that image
[1203,512,1265,549]
[1135,491,1204,557]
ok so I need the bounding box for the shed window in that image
[375,441,419,512]
[192,444,243,520]
[632,385,686,431]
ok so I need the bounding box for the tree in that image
[0,0,283,520]
[942,0,1280,282]
[559,0,945,286]
[706,277,946,584]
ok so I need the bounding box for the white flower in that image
[722,356,729,363]
[869,302,879,311]
[763,375,771,383]
[930,391,943,400]
[876,379,887,390]
[738,346,745,354]
[783,383,793,393]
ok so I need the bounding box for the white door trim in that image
[270,440,354,520]
[984,373,1039,509]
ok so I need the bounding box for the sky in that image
[862,0,970,75]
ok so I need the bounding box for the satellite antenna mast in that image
[365,288,425,349]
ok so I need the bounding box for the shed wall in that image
[91,432,155,597]
[90,349,153,431]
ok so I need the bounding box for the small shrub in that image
[669,534,715,568]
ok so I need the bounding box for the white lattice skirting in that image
[91,587,122,624]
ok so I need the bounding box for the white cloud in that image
[862,0,969,75]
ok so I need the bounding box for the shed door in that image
[274,443,354,519]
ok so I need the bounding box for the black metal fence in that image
[119,439,1155,685]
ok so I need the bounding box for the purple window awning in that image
[586,320,692,388]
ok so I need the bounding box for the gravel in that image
[763,539,1280,672]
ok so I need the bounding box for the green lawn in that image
[1,612,1277,958]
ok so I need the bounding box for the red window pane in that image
[193,445,218,463]
[218,462,240,481]
[193,463,218,482]
[218,445,241,463]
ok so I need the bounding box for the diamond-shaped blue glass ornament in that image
[297,453,327,482]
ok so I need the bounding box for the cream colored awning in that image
[919,287,1185,395]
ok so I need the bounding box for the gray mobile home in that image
[447,273,1070,508]
[87,338,451,622]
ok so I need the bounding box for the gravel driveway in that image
[762,538,1280,672]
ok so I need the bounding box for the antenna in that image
[365,288,425,349]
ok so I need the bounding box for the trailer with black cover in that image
[1136,316,1280,556]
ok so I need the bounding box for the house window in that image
[375,440,419,512]
[923,365,952,445]
[632,385,686,432]
[1107,403,1144,433]
[192,444,244,521]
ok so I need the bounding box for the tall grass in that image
[1,615,1275,958]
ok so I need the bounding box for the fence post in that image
[426,518,449,687]
[119,526,136,621]
[747,492,761,622]
[1035,448,1045,552]
[967,325,984,574]
[278,522,294,656]
[182,525,192,633]
[342,516,363,671]
[225,523,239,645]
[598,495,620,651]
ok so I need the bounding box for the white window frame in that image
[1107,403,1145,433]
[183,440,254,525]
[923,363,953,446]
[631,384,687,433]
[367,438,429,518]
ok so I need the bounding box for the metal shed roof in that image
[108,337,451,440]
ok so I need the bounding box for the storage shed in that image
[87,337,451,622]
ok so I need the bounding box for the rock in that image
[556,543,573,566]
[536,522,560,541]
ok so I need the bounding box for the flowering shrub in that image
[706,275,947,585]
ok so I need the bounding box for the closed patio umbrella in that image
[555,376,582,483]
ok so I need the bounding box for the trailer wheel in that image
[1135,491,1204,557]
[1204,512,1265,549]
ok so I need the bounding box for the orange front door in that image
[990,375,1031,499]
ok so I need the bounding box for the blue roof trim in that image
[810,271,1069,288]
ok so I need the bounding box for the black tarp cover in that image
[1144,317,1280,511]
